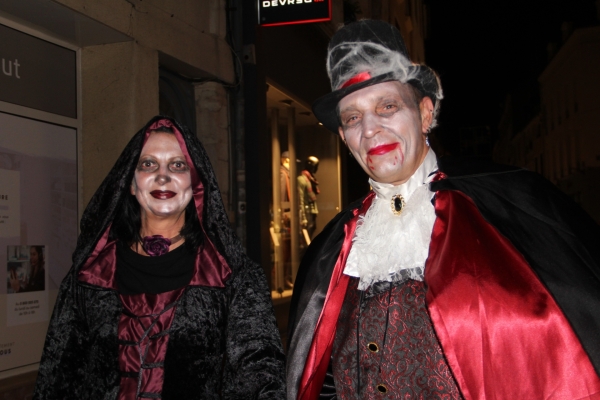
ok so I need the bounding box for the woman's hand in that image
[9,270,21,293]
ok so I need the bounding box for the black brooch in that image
[391,194,405,216]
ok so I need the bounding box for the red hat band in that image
[340,71,372,89]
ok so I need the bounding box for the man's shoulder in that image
[433,155,599,243]
[437,155,522,177]
[433,155,547,195]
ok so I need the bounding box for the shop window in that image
[268,102,341,298]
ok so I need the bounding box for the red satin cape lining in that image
[78,118,230,288]
[297,192,374,400]
[426,188,600,399]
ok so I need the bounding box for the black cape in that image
[287,157,600,399]
[34,116,286,399]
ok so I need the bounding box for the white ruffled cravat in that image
[344,149,438,290]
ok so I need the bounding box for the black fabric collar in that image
[116,242,195,295]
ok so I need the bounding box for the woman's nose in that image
[155,174,171,185]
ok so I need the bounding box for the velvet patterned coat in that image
[33,116,286,399]
[287,157,600,400]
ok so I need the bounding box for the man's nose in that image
[362,111,381,138]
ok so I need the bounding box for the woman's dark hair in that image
[110,127,204,251]
[31,246,45,268]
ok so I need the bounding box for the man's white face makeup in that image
[131,131,193,220]
[338,81,433,186]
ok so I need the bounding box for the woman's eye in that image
[138,160,157,170]
[170,161,189,172]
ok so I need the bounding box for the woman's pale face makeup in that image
[338,81,433,186]
[131,131,193,223]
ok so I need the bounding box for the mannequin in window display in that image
[280,151,291,208]
[297,156,320,239]
[280,151,293,288]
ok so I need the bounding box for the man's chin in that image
[367,168,411,186]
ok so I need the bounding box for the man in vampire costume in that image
[286,20,600,399]
[34,116,285,399]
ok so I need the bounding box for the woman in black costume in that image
[33,116,285,399]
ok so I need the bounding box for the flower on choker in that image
[142,235,172,257]
[141,234,183,256]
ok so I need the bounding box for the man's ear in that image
[338,127,346,143]
[419,97,434,134]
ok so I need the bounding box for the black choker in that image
[141,234,183,257]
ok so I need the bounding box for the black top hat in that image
[312,20,442,133]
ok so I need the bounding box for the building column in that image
[195,81,233,219]
[81,41,158,205]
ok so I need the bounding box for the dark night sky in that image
[424,0,598,155]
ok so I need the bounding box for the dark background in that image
[424,0,598,156]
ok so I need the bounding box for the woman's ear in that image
[130,179,136,196]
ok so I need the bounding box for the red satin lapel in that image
[78,227,118,289]
[78,225,231,289]
[426,189,600,399]
[298,192,375,400]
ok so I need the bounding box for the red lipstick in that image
[367,143,399,156]
[150,190,176,199]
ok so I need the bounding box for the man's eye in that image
[345,115,359,125]
[380,103,397,113]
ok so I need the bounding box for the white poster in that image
[0,112,76,373]
[0,170,19,238]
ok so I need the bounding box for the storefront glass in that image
[267,86,341,298]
